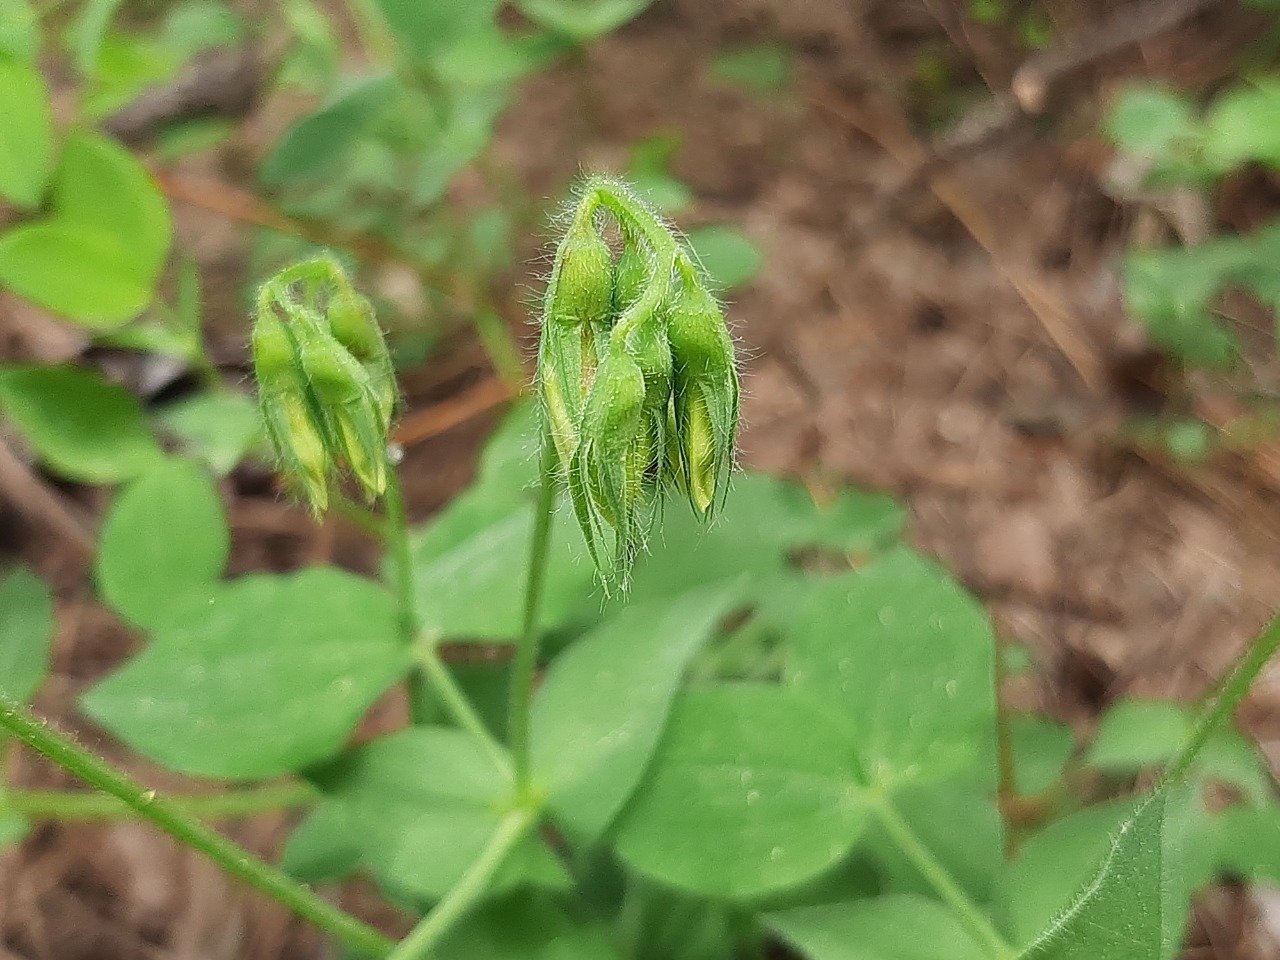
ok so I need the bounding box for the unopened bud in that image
[547,217,613,327]
[251,258,398,513]
[667,272,738,517]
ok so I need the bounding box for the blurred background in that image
[4,0,1280,956]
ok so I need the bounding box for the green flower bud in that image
[538,177,741,583]
[260,388,330,514]
[251,258,398,513]
[547,216,614,327]
[569,345,647,579]
[667,269,739,517]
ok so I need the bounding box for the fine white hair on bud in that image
[536,176,740,587]
[251,256,399,514]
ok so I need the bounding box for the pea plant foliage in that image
[3,179,1280,960]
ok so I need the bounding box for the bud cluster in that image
[538,177,739,584]
[251,257,397,513]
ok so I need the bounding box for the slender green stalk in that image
[382,463,436,724]
[472,305,528,392]
[871,799,1017,960]
[414,640,512,778]
[1164,614,1280,785]
[0,695,392,958]
[383,466,419,644]
[10,782,316,822]
[507,449,558,794]
[387,808,534,960]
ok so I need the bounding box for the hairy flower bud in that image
[251,258,397,514]
[667,270,738,516]
[537,177,741,583]
[570,345,647,577]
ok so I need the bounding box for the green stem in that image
[414,640,512,778]
[9,782,316,822]
[1164,614,1280,786]
[383,464,435,723]
[472,304,528,393]
[871,799,1016,960]
[387,808,533,960]
[507,450,557,795]
[0,695,392,958]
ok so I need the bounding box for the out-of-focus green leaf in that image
[261,74,396,185]
[785,548,998,790]
[0,365,164,483]
[0,54,52,207]
[67,0,124,75]
[288,728,566,906]
[768,894,989,960]
[0,565,54,704]
[532,585,740,844]
[157,390,262,476]
[516,0,655,42]
[375,0,501,61]
[710,44,792,95]
[0,0,38,61]
[81,569,411,779]
[1104,86,1196,156]
[97,459,228,631]
[615,683,868,899]
[687,225,763,291]
[0,132,172,327]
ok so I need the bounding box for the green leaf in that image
[0,224,158,324]
[296,728,566,905]
[68,0,124,75]
[687,225,762,291]
[435,25,569,87]
[97,459,229,631]
[1011,715,1075,796]
[81,568,411,779]
[1016,794,1167,960]
[0,54,52,207]
[436,892,620,960]
[410,88,508,207]
[281,801,363,884]
[261,74,396,185]
[532,585,739,844]
[1085,697,1274,805]
[710,44,792,95]
[0,0,39,61]
[1104,86,1195,156]
[412,493,595,642]
[1086,700,1187,772]
[0,132,171,327]
[515,0,655,42]
[1203,80,1280,173]
[785,548,997,790]
[768,894,989,960]
[160,0,246,59]
[156,390,262,475]
[615,683,868,899]
[0,565,54,704]
[868,780,1004,905]
[374,0,502,61]
[0,365,164,483]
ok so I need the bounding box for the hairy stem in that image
[414,640,512,778]
[871,799,1017,960]
[387,808,534,960]
[0,695,392,958]
[1164,614,1280,786]
[9,782,316,821]
[507,448,557,795]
